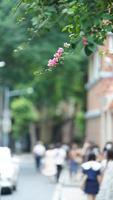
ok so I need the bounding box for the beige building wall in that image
[86,33,113,147]
[86,117,101,145]
[87,78,113,111]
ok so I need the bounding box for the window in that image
[88,51,101,82]
[93,51,101,79]
[108,32,113,54]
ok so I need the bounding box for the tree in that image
[18,0,113,55]
[0,0,88,144]
[0,0,27,87]
[11,97,38,139]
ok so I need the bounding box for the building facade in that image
[86,33,113,148]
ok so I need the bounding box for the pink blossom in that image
[57,47,64,54]
[52,57,58,65]
[54,52,61,59]
[48,58,58,67]
[48,59,54,67]
[47,47,64,68]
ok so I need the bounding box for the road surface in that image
[2,154,55,200]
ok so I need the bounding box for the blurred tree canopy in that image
[11,98,38,139]
[0,0,88,141]
[18,0,113,55]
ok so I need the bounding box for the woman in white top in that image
[96,148,113,200]
[41,145,57,177]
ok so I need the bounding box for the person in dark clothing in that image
[55,145,66,182]
[82,152,101,200]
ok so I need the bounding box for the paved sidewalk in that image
[52,169,87,200]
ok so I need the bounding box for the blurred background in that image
[1,1,113,200]
[3,1,113,200]
[0,1,88,200]
[0,0,87,153]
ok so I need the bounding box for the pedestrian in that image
[103,141,113,153]
[41,144,57,179]
[68,145,82,179]
[101,141,113,172]
[33,141,45,170]
[82,141,94,162]
[82,152,101,200]
[96,148,113,200]
[55,144,66,182]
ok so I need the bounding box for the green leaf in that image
[84,45,93,56]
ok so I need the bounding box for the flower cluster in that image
[48,47,64,67]
[35,43,70,76]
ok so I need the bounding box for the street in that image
[2,154,55,200]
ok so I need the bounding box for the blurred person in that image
[96,152,103,163]
[92,145,100,157]
[41,144,57,179]
[103,141,113,155]
[68,145,82,178]
[96,148,113,200]
[75,148,83,164]
[82,152,101,200]
[82,141,95,162]
[62,144,70,154]
[55,144,66,182]
[103,141,113,156]
[82,141,100,163]
[92,145,101,162]
[101,141,113,172]
[33,141,45,170]
[71,142,78,149]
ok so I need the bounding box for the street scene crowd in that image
[33,140,113,200]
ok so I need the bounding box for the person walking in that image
[41,144,57,179]
[96,148,113,200]
[33,141,45,170]
[82,152,101,200]
[68,146,82,179]
[55,144,66,182]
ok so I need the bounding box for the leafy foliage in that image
[18,0,113,55]
[0,0,88,140]
[32,43,87,108]
[0,0,27,86]
[11,98,38,138]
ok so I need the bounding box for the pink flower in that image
[54,52,61,59]
[48,59,54,67]
[47,47,64,68]
[52,57,58,65]
[57,47,64,54]
[48,58,58,67]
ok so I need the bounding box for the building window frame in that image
[93,51,101,79]
[108,32,113,54]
